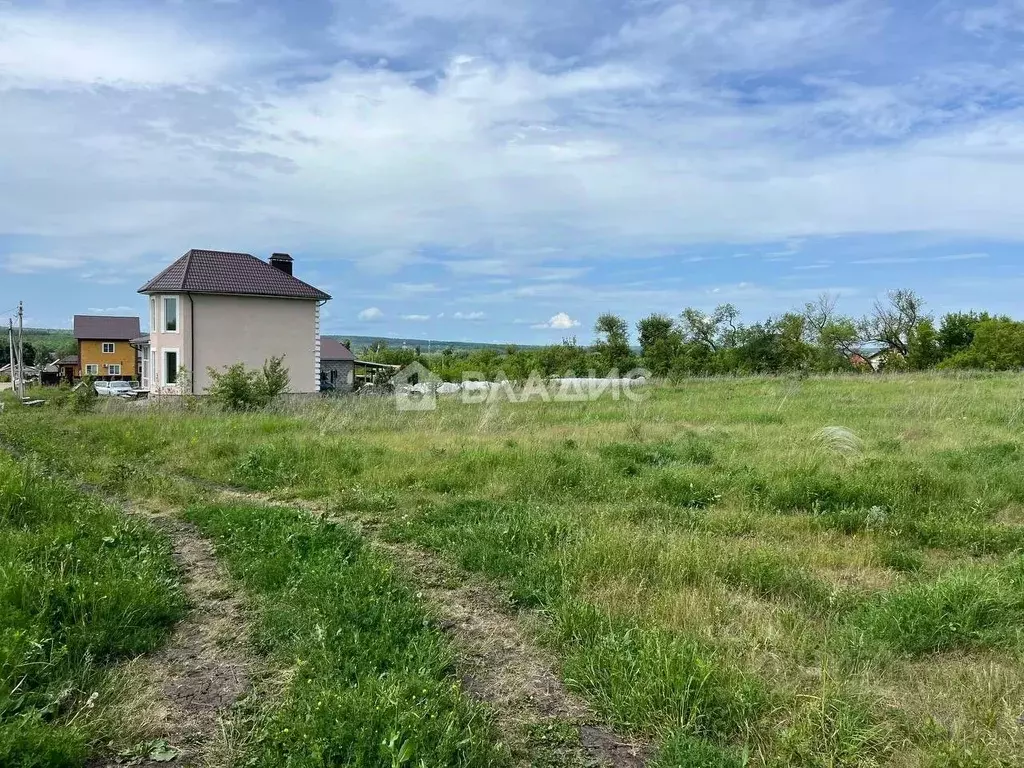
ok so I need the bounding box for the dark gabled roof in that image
[73,315,141,341]
[138,249,331,301]
[321,337,355,362]
[54,355,79,366]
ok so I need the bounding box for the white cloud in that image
[938,252,989,261]
[357,307,384,321]
[0,8,240,89]
[392,282,446,295]
[2,254,83,274]
[86,306,137,314]
[1,0,1023,331]
[533,311,581,329]
[400,313,431,321]
[851,252,990,266]
[954,1,1024,34]
[453,311,486,321]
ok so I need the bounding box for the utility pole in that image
[17,302,24,399]
[7,320,13,395]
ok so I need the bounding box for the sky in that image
[1,0,1023,344]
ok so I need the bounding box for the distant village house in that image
[73,315,142,382]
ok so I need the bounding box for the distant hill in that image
[326,335,535,353]
[17,329,525,356]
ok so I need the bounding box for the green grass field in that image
[2,373,1024,766]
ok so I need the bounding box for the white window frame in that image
[162,296,180,333]
[150,350,157,389]
[107,363,122,376]
[150,297,157,334]
[163,348,180,386]
[102,342,115,353]
[85,364,99,376]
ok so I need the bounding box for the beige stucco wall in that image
[148,293,319,394]
[192,294,317,393]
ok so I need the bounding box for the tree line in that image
[356,290,1024,381]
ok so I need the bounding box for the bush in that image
[70,378,98,412]
[207,356,290,411]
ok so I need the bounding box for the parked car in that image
[94,381,139,398]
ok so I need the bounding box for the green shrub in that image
[70,378,98,413]
[206,356,290,411]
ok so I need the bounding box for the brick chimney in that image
[269,252,293,276]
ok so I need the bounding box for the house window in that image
[102,342,115,353]
[163,296,179,332]
[85,364,99,376]
[164,350,179,385]
[107,364,122,376]
[150,297,157,333]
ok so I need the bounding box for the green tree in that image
[907,319,940,370]
[937,311,998,360]
[941,319,1024,370]
[680,304,740,352]
[637,314,682,376]
[592,313,634,372]
[802,293,859,371]
[858,289,927,358]
[0,341,36,368]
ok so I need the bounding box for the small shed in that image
[53,356,79,383]
[320,338,355,392]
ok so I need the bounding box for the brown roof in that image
[321,337,355,361]
[54,355,79,366]
[138,249,331,301]
[73,315,141,341]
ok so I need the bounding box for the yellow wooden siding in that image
[79,340,137,379]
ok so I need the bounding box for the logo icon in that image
[392,361,441,411]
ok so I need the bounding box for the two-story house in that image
[73,315,142,381]
[137,249,331,395]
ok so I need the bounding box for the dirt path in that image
[115,506,250,767]
[378,540,648,768]
[0,445,253,767]
[204,484,648,767]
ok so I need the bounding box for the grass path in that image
[190,478,649,766]
[100,505,251,767]
[0,448,254,767]
[0,450,187,766]
[377,540,648,768]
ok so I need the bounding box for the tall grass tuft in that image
[812,426,864,457]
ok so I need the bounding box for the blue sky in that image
[1,0,1023,343]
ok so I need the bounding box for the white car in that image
[94,380,138,398]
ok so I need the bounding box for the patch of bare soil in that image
[97,507,250,767]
